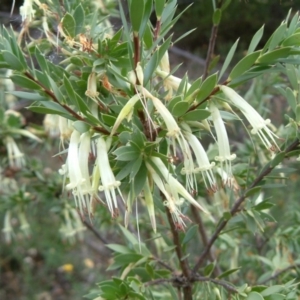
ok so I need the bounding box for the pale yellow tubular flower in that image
[85,72,99,99]
[64,130,93,213]
[3,70,17,108]
[20,0,36,22]
[220,85,280,151]
[19,211,31,238]
[136,62,144,86]
[184,131,217,193]
[149,157,209,213]
[58,116,73,146]
[44,114,60,138]
[96,136,124,217]
[156,69,191,100]
[111,94,140,136]
[159,51,170,73]
[146,161,187,229]
[210,103,237,188]
[4,136,26,169]
[2,211,13,244]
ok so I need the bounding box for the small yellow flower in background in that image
[84,258,95,269]
[59,263,74,273]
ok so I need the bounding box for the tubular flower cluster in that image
[156,69,191,101]
[96,136,124,217]
[220,85,280,151]
[140,86,196,192]
[60,130,94,214]
[146,156,209,229]
[184,131,217,193]
[210,103,237,188]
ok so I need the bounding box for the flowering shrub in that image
[1,0,300,299]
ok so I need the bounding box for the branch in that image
[165,208,193,300]
[23,71,110,135]
[193,275,238,293]
[191,206,221,277]
[259,263,300,284]
[151,256,174,272]
[81,218,108,245]
[192,139,300,273]
[203,24,219,80]
[144,278,173,286]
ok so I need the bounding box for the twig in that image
[192,139,300,273]
[23,71,110,135]
[203,0,224,79]
[165,208,193,300]
[259,264,300,284]
[151,256,174,272]
[81,218,109,245]
[203,24,219,80]
[193,275,238,293]
[191,206,221,277]
[144,278,173,286]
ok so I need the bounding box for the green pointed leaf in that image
[182,225,198,245]
[73,120,90,133]
[139,0,152,38]
[133,162,147,196]
[286,87,297,113]
[203,262,216,277]
[130,156,143,181]
[229,51,261,80]
[245,186,262,198]
[62,13,76,38]
[268,23,287,51]
[196,72,218,102]
[257,47,291,64]
[35,48,49,73]
[182,109,211,121]
[119,224,139,245]
[261,285,284,297]
[171,101,189,117]
[155,0,165,18]
[270,152,285,167]
[248,25,264,54]
[73,4,85,35]
[213,9,222,25]
[9,91,46,101]
[217,267,240,279]
[106,244,133,254]
[10,74,42,90]
[2,51,24,71]
[282,33,300,46]
[114,145,140,161]
[246,292,264,300]
[219,39,239,80]
[130,0,145,33]
[144,35,172,84]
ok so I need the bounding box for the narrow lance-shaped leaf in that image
[61,13,76,38]
[248,25,264,54]
[130,0,145,34]
[144,177,156,232]
[219,38,239,80]
[155,0,165,19]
